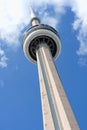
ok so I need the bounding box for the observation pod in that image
[23,24,61,63]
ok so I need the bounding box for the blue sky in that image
[0,0,87,130]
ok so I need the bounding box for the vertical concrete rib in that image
[36,48,55,130]
[36,44,79,130]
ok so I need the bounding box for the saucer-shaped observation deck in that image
[23,24,61,63]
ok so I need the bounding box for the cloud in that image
[0,48,8,68]
[71,0,87,55]
[0,0,29,46]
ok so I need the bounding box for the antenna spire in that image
[29,6,36,19]
[29,6,40,26]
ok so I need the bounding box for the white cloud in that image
[41,12,58,28]
[0,0,29,46]
[0,48,4,55]
[0,48,8,68]
[71,0,87,55]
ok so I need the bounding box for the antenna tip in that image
[29,6,40,26]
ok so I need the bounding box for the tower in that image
[22,8,79,130]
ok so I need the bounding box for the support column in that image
[36,45,56,130]
[36,44,79,130]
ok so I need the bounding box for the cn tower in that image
[22,8,79,130]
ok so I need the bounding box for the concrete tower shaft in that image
[36,44,79,130]
[22,8,79,130]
